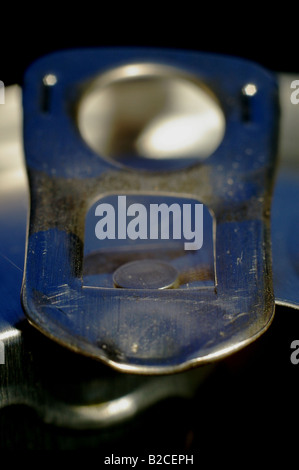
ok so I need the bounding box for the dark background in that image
[1,11,298,86]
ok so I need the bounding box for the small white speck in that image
[43,74,57,86]
[131,343,139,353]
[242,83,257,96]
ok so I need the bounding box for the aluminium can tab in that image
[21,48,279,374]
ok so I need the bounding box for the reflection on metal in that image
[0,87,211,428]
[39,368,210,429]
[21,49,279,374]
[242,83,257,96]
[0,329,21,342]
[0,81,4,104]
[77,63,225,167]
[83,194,213,290]
[43,74,57,86]
[1,64,299,427]
[0,341,4,365]
[113,260,179,290]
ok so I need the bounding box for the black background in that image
[1,8,299,459]
[1,10,298,86]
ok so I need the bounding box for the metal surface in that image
[77,63,226,167]
[0,65,298,431]
[0,86,210,429]
[21,49,279,374]
[113,260,179,289]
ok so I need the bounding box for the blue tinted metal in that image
[21,49,279,374]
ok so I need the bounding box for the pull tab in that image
[21,48,279,374]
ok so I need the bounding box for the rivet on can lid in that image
[113,259,179,289]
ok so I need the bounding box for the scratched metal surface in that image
[20,49,279,374]
[0,85,212,429]
[0,67,298,431]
